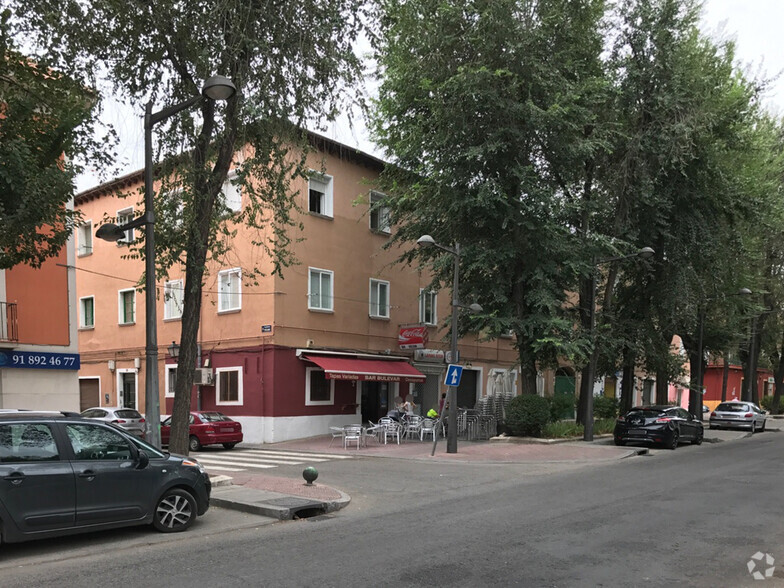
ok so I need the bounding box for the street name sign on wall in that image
[444,364,463,387]
[0,350,80,370]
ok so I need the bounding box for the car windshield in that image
[716,403,747,412]
[115,410,142,419]
[198,412,230,422]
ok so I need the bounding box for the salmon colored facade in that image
[74,137,519,443]
[0,227,80,410]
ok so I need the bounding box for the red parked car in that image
[160,411,243,451]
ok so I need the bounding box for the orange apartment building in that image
[0,224,81,410]
[74,136,520,444]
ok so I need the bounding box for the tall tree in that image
[602,0,771,413]
[15,0,367,453]
[0,10,110,269]
[371,0,609,394]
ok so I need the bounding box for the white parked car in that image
[709,401,767,433]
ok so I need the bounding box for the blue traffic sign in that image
[444,364,464,387]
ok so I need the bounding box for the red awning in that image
[302,355,426,384]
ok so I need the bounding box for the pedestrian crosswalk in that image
[192,448,355,473]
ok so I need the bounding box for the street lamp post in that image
[583,247,654,442]
[693,287,751,419]
[96,76,236,447]
[417,235,481,454]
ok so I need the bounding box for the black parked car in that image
[614,405,704,449]
[0,411,210,545]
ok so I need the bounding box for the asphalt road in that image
[1,431,783,587]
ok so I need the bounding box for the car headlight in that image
[182,458,205,473]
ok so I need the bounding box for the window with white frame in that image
[118,289,135,325]
[308,172,333,217]
[308,268,333,311]
[221,171,242,213]
[216,367,242,405]
[305,367,334,406]
[164,279,184,320]
[369,191,391,233]
[419,289,437,325]
[165,364,177,398]
[116,207,135,244]
[369,279,390,318]
[79,296,95,328]
[218,268,241,312]
[77,221,93,256]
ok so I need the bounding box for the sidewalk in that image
[210,419,780,519]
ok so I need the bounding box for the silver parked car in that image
[80,406,146,439]
[709,401,767,432]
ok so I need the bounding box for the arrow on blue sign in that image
[444,364,463,387]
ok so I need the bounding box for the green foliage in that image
[541,420,582,438]
[0,11,111,269]
[372,0,609,390]
[548,393,576,422]
[594,418,616,435]
[760,396,784,414]
[14,0,367,454]
[506,394,551,438]
[592,396,619,419]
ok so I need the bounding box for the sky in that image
[75,0,784,192]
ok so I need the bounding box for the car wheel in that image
[667,428,679,450]
[153,488,196,533]
[189,435,202,452]
[691,429,703,445]
[751,421,757,434]
[760,420,766,432]
[222,442,237,450]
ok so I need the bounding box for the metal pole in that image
[144,100,161,448]
[447,243,460,454]
[583,270,596,442]
[692,308,705,420]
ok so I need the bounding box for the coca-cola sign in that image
[398,325,429,349]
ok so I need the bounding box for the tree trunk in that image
[168,98,238,456]
[655,368,669,405]
[721,358,729,402]
[620,353,636,415]
[518,352,538,395]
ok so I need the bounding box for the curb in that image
[210,484,351,520]
[489,434,614,445]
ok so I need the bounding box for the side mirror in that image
[136,450,150,470]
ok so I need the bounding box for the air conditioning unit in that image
[193,368,214,386]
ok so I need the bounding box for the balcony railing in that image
[0,302,19,342]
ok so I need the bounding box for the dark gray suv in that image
[0,411,210,545]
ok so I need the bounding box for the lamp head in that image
[95,223,126,242]
[468,303,483,313]
[416,234,436,248]
[638,247,655,259]
[738,288,752,296]
[202,76,236,101]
